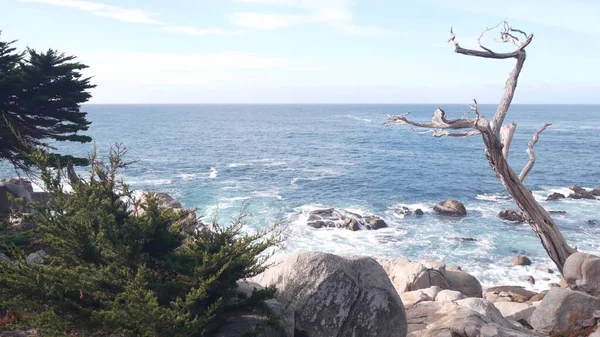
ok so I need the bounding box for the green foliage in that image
[0,31,94,170]
[0,145,281,336]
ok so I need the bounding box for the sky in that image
[1,0,600,104]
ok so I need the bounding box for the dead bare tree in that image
[388,21,576,273]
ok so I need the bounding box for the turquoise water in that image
[3,104,600,290]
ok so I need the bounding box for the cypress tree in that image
[0,32,94,170]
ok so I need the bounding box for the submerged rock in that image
[433,199,466,217]
[306,208,387,231]
[415,208,424,216]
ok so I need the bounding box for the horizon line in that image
[83,103,600,105]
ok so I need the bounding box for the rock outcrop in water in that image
[568,185,597,200]
[499,209,528,223]
[306,208,388,231]
[546,192,566,201]
[433,199,467,217]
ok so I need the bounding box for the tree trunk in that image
[480,126,576,273]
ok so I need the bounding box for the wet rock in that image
[366,216,388,230]
[549,210,567,214]
[529,292,546,302]
[306,208,387,231]
[433,199,466,217]
[511,255,532,266]
[546,192,565,201]
[586,220,597,225]
[499,209,527,223]
[393,206,412,216]
[453,237,477,242]
[415,208,424,216]
[537,267,554,274]
[568,185,596,200]
[592,187,600,196]
[524,275,535,285]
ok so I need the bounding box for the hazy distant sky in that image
[2,0,599,104]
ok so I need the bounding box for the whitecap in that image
[475,193,511,201]
[209,167,218,179]
[347,115,372,123]
[128,179,172,186]
[227,163,251,168]
[252,190,284,200]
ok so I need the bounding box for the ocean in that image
[3,104,600,291]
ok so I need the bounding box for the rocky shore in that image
[3,179,600,337]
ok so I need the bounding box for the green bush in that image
[0,146,281,336]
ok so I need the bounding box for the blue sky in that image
[2,0,600,103]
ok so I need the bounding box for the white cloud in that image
[21,0,234,36]
[163,26,240,36]
[231,0,392,36]
[227,12,303,30]
[21,0,163,24]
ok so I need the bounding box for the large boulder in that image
[546,192,566,201]
[306,208,387,231]
[251,252,407,337]
[433,200,467,217]
[135,192,183,214]
[406,298,535,337]
[377,257,482,298]
[563,252,600,296]
[568,185,596,200]
[592,187,600,197]
[445,269,483,298]
[530,287,600,333]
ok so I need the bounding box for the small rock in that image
[347,218,360,231]
[549,210,567,214]
[546,192,566,201]
[453,237,477,242]
[537,267,554,274]
[393,206,412,216]
[524,275,535,284]
[498,209,527,223]
[415,208,424,216]
[586,220,597,225]
[433,199,467,217]
[511,255,532,266]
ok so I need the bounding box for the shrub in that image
[0,145,281,336]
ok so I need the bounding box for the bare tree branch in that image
[519,123,551,182]
[500,122,517,159]
[433,130,480,137]
[388,108,477,130]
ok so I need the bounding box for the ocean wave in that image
[252,190,284,200]
[128,178,172,186]
[227,163,251,168]
[475,193,511,201]
[209,167,218,179]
